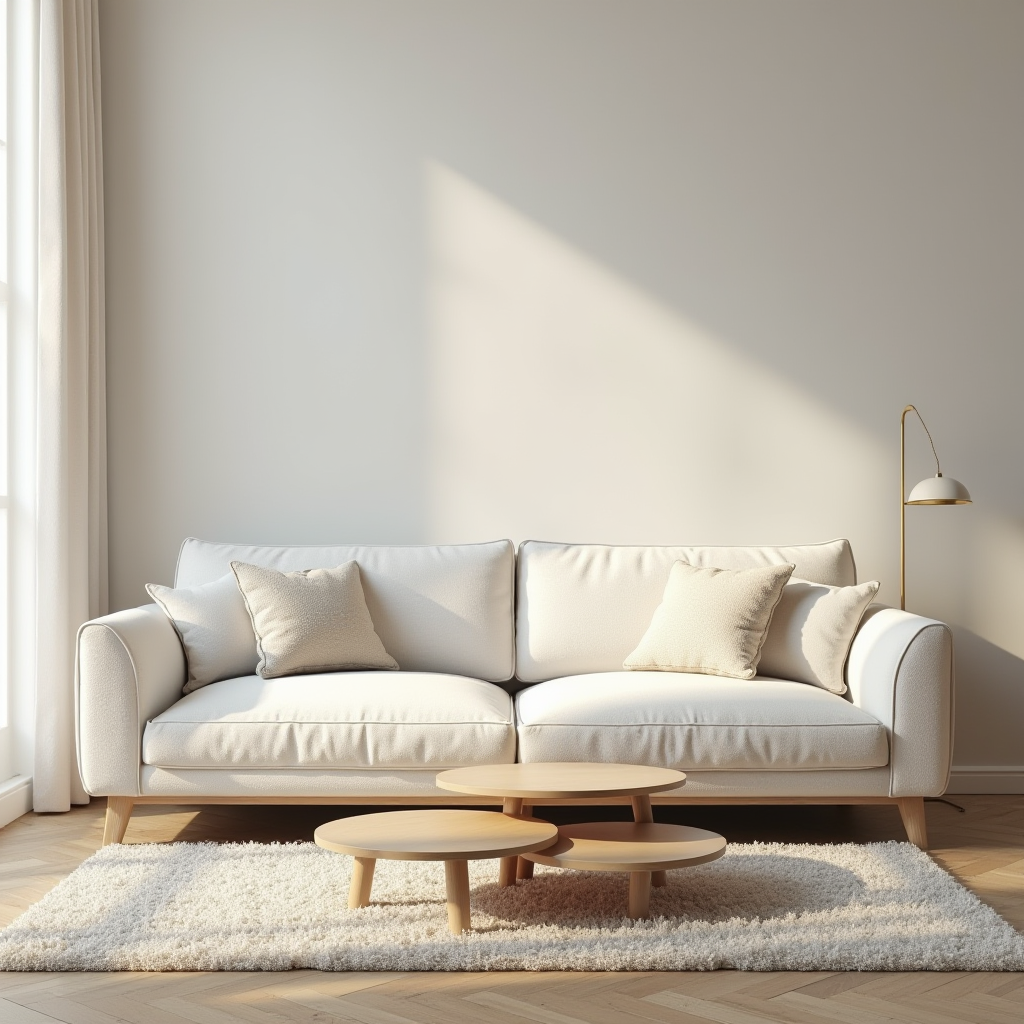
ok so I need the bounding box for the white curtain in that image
[32,0,108,812]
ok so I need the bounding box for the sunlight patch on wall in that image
[425,162,888,561]
[969,514,1024,660]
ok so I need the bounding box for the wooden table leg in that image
[499,797,524,887]
[517,803,536,880]
[628,870,652,920]
[349,857,375,909]
[445,859,472,934]
[631,795,667,887]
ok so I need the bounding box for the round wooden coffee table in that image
[523,821,726,919]
[313,809,558,934]
[435,762,688,888]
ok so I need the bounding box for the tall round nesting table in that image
[314,809,558,934]
[435,762,724,916]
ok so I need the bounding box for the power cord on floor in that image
[926,797,966,812]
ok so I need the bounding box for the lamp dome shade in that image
[906,475,972,505]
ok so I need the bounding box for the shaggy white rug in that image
[0,841,1021,972]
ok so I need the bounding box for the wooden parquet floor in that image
[0,796,1021,1022]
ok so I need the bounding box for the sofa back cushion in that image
[176,539,515,682]
[515,539,856,683]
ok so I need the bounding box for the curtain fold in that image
[33,0,107,812]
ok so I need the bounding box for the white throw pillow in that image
[758,578,880,694]
[231,560,399,679]
[623,561,794,679]
[146,574,259,693]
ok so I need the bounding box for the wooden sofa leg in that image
[897,797,928,850]
[102,797,135,846]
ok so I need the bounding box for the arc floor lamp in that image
[900,405,972,611]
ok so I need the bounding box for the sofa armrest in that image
[76,604,186,796]
[846,605,954,798]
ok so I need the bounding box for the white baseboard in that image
[947,766,1024,795]
[0,775,33,829]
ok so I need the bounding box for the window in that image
[0,0,9,784]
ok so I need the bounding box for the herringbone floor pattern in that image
[0,796,1021,1022]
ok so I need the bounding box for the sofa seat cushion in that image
[514,673,888,771]
[143,673,516,770]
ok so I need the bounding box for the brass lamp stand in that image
[900,405,972,611]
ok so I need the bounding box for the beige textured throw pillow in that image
[758,578,880,694]
[147,574,259,693]
[624,561,794,679]
[230,560,399,679]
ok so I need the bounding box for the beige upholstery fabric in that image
[846,606,954,797]
[146,574,258,693]
[624,562,794,679]
[515,672,889,770]
[75,583,953,803]
[231,561,398,678]
[140,767,485,798]
[142,672,516,770]
[647,767,892,798]
[76,605,186,797]
[137,765,892,799]
[176,540,515,682]
[516,540,856,682]
[759,578,880,694]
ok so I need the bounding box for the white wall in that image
[99,0,1024,785]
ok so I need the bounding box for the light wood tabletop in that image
[524,821,726,919]
[523,822,726,872]
[435,762,688,889]
[314,809,558,934]
[314,809,558,862]
[435,762,686,800]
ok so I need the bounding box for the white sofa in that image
[76,538,953,850]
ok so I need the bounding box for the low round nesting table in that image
[435,762,710,910]
[314,809,558,934]
[523,821,726,919]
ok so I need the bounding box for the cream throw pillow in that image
[230,560,399,679]
[147,574,259,693]
[624,561,794,679]
[758,578,880,694]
